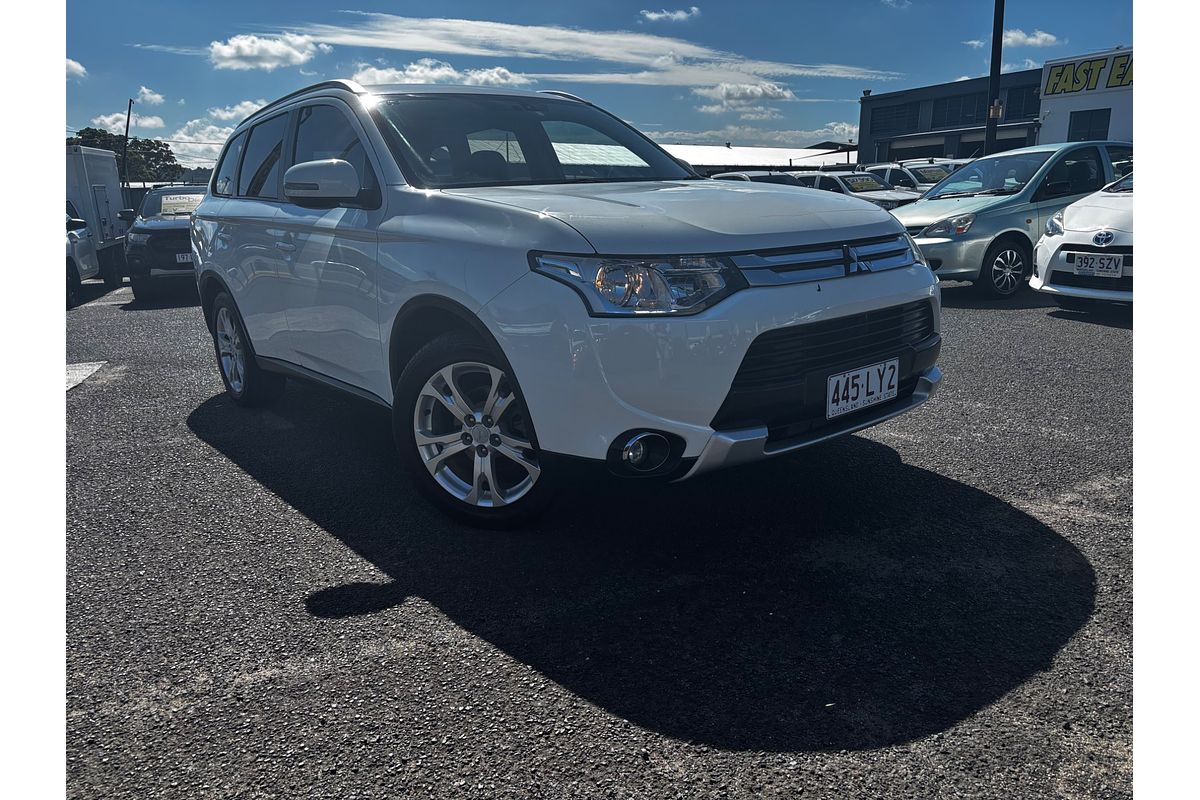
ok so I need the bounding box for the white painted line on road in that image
[67,361,106,391]
[84,287,133,306]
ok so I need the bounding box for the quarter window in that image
[213,131,247,197]
[238,115,289,199]
[1107,145,1133,178]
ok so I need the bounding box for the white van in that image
[66,145,128,287]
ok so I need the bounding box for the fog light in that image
[621,432,670,472]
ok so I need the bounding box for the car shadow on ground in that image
[1048,304,1133,330]
[119,283,201,310]
[937,281,1058,311]
[187,382,1095,753]
[71,278,125,307]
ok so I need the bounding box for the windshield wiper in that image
[930,190,978,199]
[974,187,1021,196]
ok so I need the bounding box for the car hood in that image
[891,195,1011,229]
[1064,190,1132,233]
[444,180,903,253]
[855,189,922,203]
[132,215,192,230]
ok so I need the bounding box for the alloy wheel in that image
[215,306,246,394]
[990,248,1025,295]
[413,361,540,508]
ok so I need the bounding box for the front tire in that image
[393,333,552,527]
[209,292,285,407]
[130,276,157,303]
[100,250,124,289]
[975,239,1030,298]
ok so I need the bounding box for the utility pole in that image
[120,97,134,195]
[983,0,1006,155]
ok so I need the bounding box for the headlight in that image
[1045,210,1065,237]
[921,213,975,238]
[126,232,150,245]
[531,253,744,316]
[903,233,929,268]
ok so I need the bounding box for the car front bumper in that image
[481,265,942,471]
[911,235,990,281]
[1031,235,1133,302]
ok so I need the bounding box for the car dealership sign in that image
[1042,50,1133,97]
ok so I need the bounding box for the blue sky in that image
[66,0,1132,166]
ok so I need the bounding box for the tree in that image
[67,127,184,182]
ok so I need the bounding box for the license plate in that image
[1072,253,1121,277]
[176,252,193,263]
[827,358,899,420]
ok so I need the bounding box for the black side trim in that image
[256,356,391,409]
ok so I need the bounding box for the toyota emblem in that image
[1093,230,1115,246]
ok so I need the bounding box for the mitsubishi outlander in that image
[193,81,943,525]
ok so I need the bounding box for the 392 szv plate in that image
[1072,253,1122,277]
[827,358,899,419]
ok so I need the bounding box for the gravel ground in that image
[66,279,1132,799]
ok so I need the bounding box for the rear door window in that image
[1043,146,1104,196]
[238,114,289,199]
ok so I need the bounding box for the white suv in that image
[193,81,943,525]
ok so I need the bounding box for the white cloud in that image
[66,58,87,79]
[963,39,986,49]
[137,85,165,105]
[881,0,911,8]
[169,118,236,168]
[90,111,166,134]
[955,75,973,82]
[351,58,532,87]
[207,99,268,121]
[294,13,901,87]
[132,43,207,56]
[1002,58,1042,72]
[639,6,701,22]
[209,33,332,71]
[1003,28,1059,47]
[692,82,796,117]
[648,120,859,147]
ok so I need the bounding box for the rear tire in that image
[100,250,124,289]
[393,333,553,528]
[209,292,285,407]
[67,261,81,309]
[975,239,1031,298]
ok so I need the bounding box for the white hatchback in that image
[1031,172,1133,307]
[193,81,943,525]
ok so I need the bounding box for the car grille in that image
[1050,272,1133,292]
[711,299,939,435]
[732,300,935,392]
[148,229,191,257]
[728,233,918,287]
[905,225,925,237]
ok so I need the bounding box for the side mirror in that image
[283,159,361,206]
[118,209,136,222]
[67,217,88,232]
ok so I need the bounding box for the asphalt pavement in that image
[66,278,1132,799]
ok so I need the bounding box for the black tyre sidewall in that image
[393,334,553,528]
[67,262,81,309]
[210,292,285,407]
[976,239,1031,298]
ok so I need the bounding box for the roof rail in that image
[538,89,590,104]
[242,80,367,126]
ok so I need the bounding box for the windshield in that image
[1104,173,1133,192]
[910,165,951,184]
[839,174,889,193]
[139,188,205,217]
[369,94,694,188]
[925,151,1053,199]
[749,174,803,186]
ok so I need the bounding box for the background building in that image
[857,47,1131,163]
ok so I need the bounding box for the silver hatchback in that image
[892,141,1132,298]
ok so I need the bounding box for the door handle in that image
[274,241,296,253]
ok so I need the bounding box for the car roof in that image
[360,83,559,100]
[712,170,789,178]
[983,140,1131,157]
